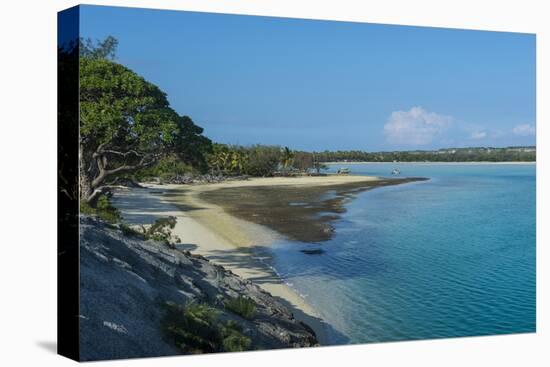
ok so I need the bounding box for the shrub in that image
[244,145,282,177]
[117,216,180,245]
[162,302,221,354]
[224,296,257,320]
[161,301,252,354]
[119,223,143,238]
[80,195,121,224]
[146,216,178,244]
[148,216,176,234]
[219,320,252,352]
[133,155,202,182]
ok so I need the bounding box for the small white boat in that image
[391,168,401,175]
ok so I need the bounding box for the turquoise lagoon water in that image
[267,163,536,344]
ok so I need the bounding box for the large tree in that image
[79,57,211,204]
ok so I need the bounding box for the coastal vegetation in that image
[79,195,121,224]
[161,301,251,354]
[224,296,257,320]
[207,144,307,177]
[119,216,181,246]
[313,146,536,163]
[145,216,180,244]
[78,38,212,205]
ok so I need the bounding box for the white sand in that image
[111,175,381,344]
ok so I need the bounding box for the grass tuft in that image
[224,296,257,320]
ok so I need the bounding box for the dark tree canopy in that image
[173,115,213,171]
[79,56,211,203]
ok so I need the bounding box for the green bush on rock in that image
[224,296,257,320]
[80,195,121,224]
[161,301,252,354]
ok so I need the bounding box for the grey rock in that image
[79,216,317,361]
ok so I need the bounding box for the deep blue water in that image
[268,163,536,344]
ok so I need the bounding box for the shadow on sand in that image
[201,245,350,345]
[111,187,205,226]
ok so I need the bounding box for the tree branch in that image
[86,185,115,205]
[99,149,144,158]
[91,153,161,189]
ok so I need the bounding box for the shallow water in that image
[268,163,536,344]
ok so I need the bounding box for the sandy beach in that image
[111,175,423,344]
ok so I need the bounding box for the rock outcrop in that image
[79,216,318,361]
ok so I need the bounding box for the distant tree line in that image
[314,147,536,163]
[205,144,326,177]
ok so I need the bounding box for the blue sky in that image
[79,5,536,151]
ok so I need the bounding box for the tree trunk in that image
[79,143,96,205]
[79,142,160,206]
[80,174,93,202]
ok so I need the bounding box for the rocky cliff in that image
[79,216,318,361]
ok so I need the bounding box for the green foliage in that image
[146,216,179,244]
[173,116,213,172]
[224,296,257,320]
[119,223,143,237]
[280,146,295,174]
[162,302,221,354]
[117,216,180,245]
[219,320,252,352]
[208,144,318,177]
[133,155,199,182]
[80,57,180,150]
[208,144,282,177]
[208,144,249,176]
[78,37,212,202]
[313,147,536,163]
[162,302,252,354]
[149,216,177,232]
[245,145,282,177]
[80,195,121,223]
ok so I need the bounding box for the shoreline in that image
[111,175,424,345]
[323,161,536,165]
[193,176,425,243]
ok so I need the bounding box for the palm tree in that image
[208,145,231,175]
[280,147,295,175]
[218,151,230,173]
[230,151,242,174]
[208,154,221,175]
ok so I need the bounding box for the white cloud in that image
[471,131,487,140]
[383,106,452,145]
[512,124,535,136]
